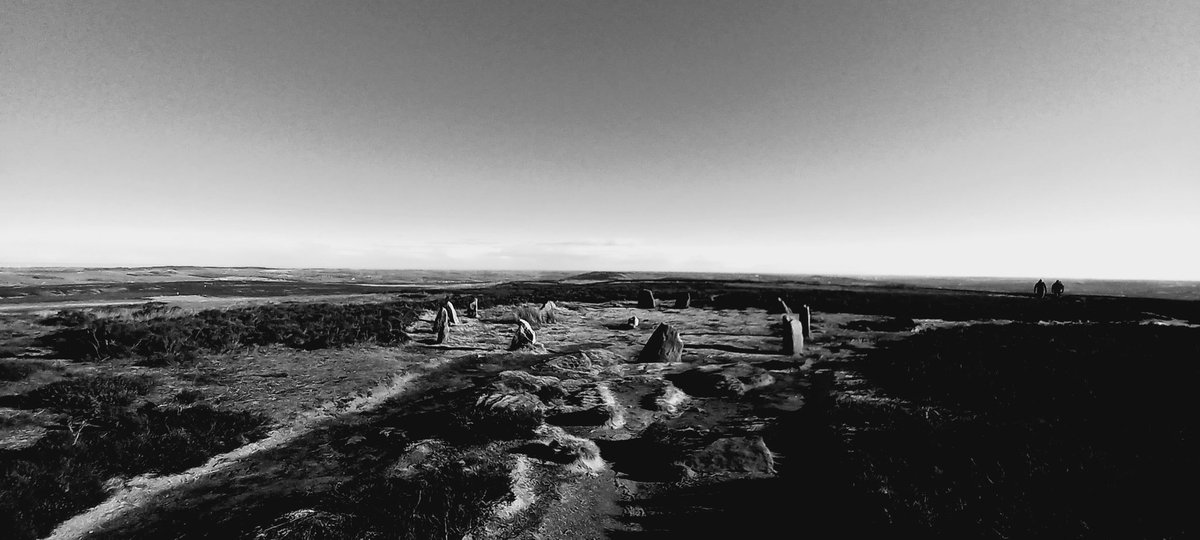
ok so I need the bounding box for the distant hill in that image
[563,271,631,281]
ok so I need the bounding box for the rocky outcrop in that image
[644,380,689,415]
[678,436,776,476]
[668,364,774,397]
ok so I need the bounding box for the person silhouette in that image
[1034,279,1047,299]
[1051,280,1065,298]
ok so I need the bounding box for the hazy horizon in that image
[3,1,1197,280]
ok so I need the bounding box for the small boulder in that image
[637,323,683,363]
[637,289,656,309]
[627,315,640,329]
[466,298,479,318]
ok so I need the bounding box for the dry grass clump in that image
[512,304,556,329]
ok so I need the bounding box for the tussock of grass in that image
[0,360,47,381]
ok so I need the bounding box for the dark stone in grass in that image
[637,289,656,309]
[675,292,691,309]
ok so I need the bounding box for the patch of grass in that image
[0,360,47,381]
[512,304,543,329]
[9,374,154,412]
[835,323,1200,538]
[36,301,421,361]
[0,385,270,540]
[322,456,513,540]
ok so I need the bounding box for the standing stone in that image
[466,298,479,318]
[637,289,656,309]
[800,304,812,341]
[675,292,691,309]
[509,319,537,350]
[778,297,793,316]
[445,301,461,326]
[539,301,558,324]
[638,323,684,362]
[782,318,803,356]
[433,307,450,344]
[627,316,640,329]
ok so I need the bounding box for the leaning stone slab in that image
[638,323,683,362]
[445,301,461,326]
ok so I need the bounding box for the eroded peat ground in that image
[2,279,1199,539]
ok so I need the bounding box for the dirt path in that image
[44,360,443,540]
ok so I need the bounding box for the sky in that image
[1,0,1197,280]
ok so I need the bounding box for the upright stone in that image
[675,292,691,309]
[445,301,461,326]
[539,301,558,324]
[782,318,803,356]
[509,319,537,350]
[638,323,684,363]
[778,297,794,316]
[433,307,450,344]
[637,289,657,309]
[800,304,812,340]
[466,298,479,318]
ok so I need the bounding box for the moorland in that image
[1,267,1197,539]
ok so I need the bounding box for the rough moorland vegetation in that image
[35,301,422,363]
[0,375,271,539]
